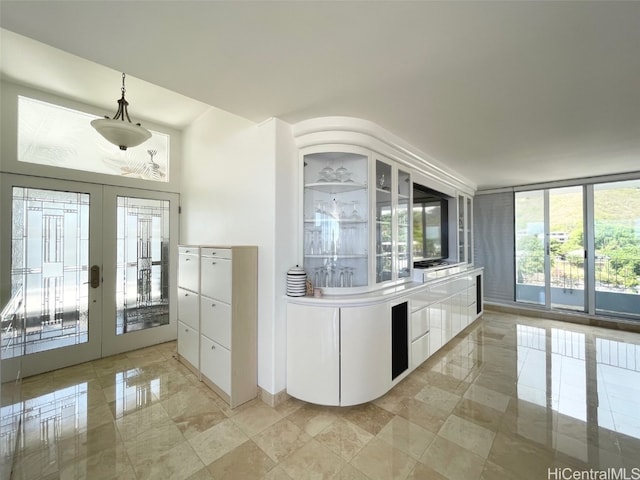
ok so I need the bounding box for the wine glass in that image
[377,173,385,189]
[350,201,360,220]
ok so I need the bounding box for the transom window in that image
[18,96,169,182]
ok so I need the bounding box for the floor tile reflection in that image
[3,311,640,479]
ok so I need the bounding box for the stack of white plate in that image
[287,265,307,297]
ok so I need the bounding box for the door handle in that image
[90,265,100,288]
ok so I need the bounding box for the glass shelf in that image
[305,182,366,193]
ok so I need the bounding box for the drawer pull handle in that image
[184,293,189,297]
[211,344,216,350]
[185,328,189,332]
[185,258,190,262]
[211,303,216,307]
[211,262,216,265]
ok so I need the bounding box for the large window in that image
[594,180,640,316]
[515,179,640,319]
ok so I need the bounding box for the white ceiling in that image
[1,1,639,190]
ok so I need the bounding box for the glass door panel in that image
[116,196,170,335]
[1,175,103,380]
[397,169,411,279]
[101,186,178,356]
[515,190,545,305]
[466,197,473,264]
[458,196,465,262]
[593,179,640,318]
[7,187,90,356]
[376,160,392,283]
[549,186,584,311]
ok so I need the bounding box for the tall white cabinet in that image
[177,245,258,408]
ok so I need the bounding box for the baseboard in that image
[484,302,640,334]
[258,386,290,407]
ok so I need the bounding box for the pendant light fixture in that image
[91,73,152,150]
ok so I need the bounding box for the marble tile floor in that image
[3,311,640,480]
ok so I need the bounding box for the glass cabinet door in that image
[303,152,369,290]
[397,169,411,279]
[466,196,473,264]
[375,160,392,284]
[458,195,465,262]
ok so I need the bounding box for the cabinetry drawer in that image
[178,254,199,292]
[200,297,231,349]
[411,332,430,369]
[200,335,230,395]
[179,246,199,256]
[178,288,199,330]
[201,257,231,302]
[411,308,429,341]
[178,321,199,369]
[201,247,232,260]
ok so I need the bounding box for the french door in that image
[0,174,179,380]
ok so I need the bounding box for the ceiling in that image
[1,1,639,191]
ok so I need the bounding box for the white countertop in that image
[286,264,482,307]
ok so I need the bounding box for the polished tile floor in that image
[3,311,640,479]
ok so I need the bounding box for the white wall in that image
[272,119,299,394]
[181,107,292,396]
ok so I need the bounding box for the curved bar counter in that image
[286,265,483,406]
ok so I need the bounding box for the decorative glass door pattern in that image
[5,187,90,358]
[116,196,170,334]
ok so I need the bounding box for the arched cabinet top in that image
[293,116,476,196]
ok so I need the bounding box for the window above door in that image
[18,96,170,182]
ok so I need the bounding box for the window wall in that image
[593,180,640,316]
[514,179,640,319]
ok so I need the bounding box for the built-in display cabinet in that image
[177,245,258,408]
[289,117,481,406]
[303,151,369,290]
[302,148,412,293]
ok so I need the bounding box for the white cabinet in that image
[177,245,257,408]
[177,246,200,373]
[287,268,484,406]
[411,307,430,369]
[428,303,444,355]
[200,334,231,395]
[286,303,340,405]
[178,246,200,293]
[411,307,429,342]
[341,303,392,406]
[200,297,231,349]
[177,321,199,372]
[200,249,232,303]
[177,288,199,330]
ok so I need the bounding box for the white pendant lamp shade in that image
[91,117,151,150]
[91,73,151,151]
